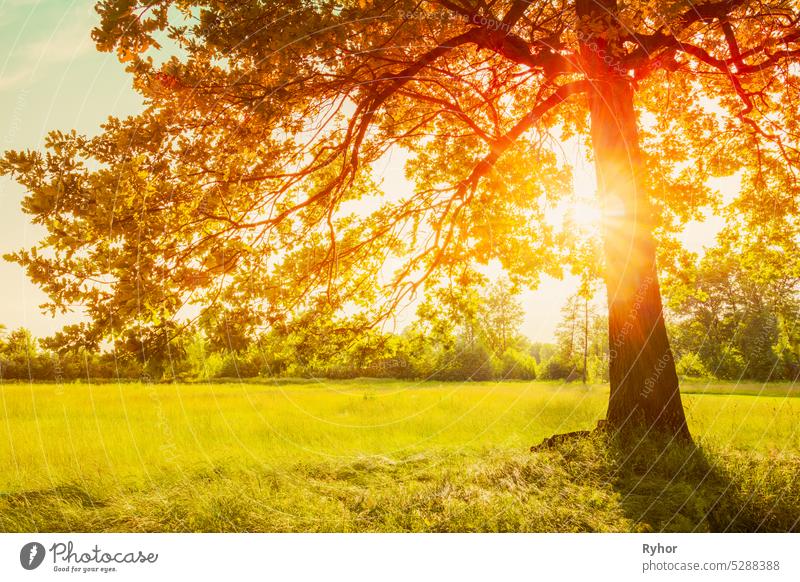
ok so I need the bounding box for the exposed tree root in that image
[530,420,606,452]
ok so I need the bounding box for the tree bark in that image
[577,0,691,440]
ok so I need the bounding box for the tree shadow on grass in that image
[602,431,800,532]
[2,439,798,532]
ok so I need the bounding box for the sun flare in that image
[567,199,603,229]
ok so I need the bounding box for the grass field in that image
[1,379,799,532]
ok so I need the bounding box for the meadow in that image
[1,379,799,532]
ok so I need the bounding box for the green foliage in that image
[539,358,573,381]
[675,352,711,379]
[0,272,535,383]
[478,279,526,355]
[545,291,608,383]
[497,348,537,381]
[431,338,495,382]
[666,221,800,382]
[181,332,223,380]
[0,328,51,380]
[405,277,534,381]
[528,342,556,365]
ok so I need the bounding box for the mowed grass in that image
[1,379,799,532]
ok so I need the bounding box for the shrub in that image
[432,339,494,381]
[497,348,537,380]
[676,352,711,379]
[539,357,573,380]
[217,352,260,378]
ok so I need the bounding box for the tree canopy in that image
[3,0,800,436]
[2,0,796,339]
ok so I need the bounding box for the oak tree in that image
[4,0,800,440]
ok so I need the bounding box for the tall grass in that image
[0,380,798,532]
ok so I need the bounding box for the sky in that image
[0,1,729,343]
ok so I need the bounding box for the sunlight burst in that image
[567,199,602,229]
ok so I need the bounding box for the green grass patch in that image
[1,380,798,532]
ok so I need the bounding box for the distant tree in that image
[479,279,526,356]
[528,342,557,365]
[549,290,607,382]
[667,221,800,381]
[496,346,538,380]
[0,328,50,380]
[556,294,582,373]
[407,276,538,380]
[412,273,489,344]
[408,279,485,380]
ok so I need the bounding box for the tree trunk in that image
[577,0,691,440]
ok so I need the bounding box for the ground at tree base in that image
[2,434,798,533]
